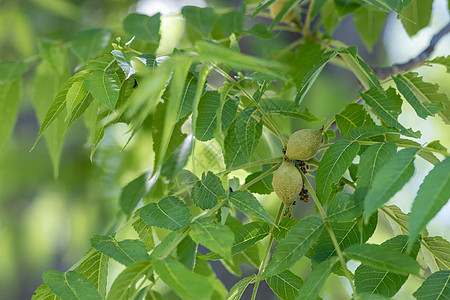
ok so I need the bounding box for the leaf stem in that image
[213,66,288,148]
[303,0,315,36]
[251,201,285,300]
[301,172,359,299]
[319,141,450,157]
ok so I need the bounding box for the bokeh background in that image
[0,0,449,299]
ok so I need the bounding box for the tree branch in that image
[372,22,450,80]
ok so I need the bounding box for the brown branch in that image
[372,22,450,80]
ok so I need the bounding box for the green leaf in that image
[85,70,120,110]
[140,196,191,231]
[176,72,201,120]
[71,28,111,62]
[235,106,262,160]
[124,63,171,126]
[423,236,450,271]
[382,205,410,235]
[0,79,21,149]
[266,270,304,300]
[32,70,91,150]
[226,275,256,300]
[232,221,271,255]
[393,72,444,119]
[313,213,378,263]
[290,42,337,104]
[260,99,322,122]
[344,243,421,275]
[326,193,361,222]
[90,235,149,266]
[350,125,398,140]
[152,257,214,300]
[195,91,221,141]
[149,230,180,260]
[182,6,215,37]
[263,216,324,278]
[316,140,360,204]
[77,249,108,298]
[244,23,277,39]
[132,218,155,252]
[190,218,234,259]
[155,57,191,175]
[296,257,339,300]
[65,80,88,119]
[43,270,102,300]
[427,56,450,73]
[245,169,274,195]
[191,171,226,210]
[400,0,433,36]
[273,217,299,241]
[335,103,370,140]
[409,157,450,246]
[361,87,421,138]
[195,40,289,81]
[361,0,412,13]
[338,47,382,91]
[413,271,450,299]
[269,0,302,29]
[223,120,248,168]
[177,236,197,270]
[123,13,161,43]
[353,142,397,206]
[229,190,276,226]
[119,173,148,217]
[221,96,239,130]
[111,50,136,78]
[252,0,276,18]
[152,102,188,177]
[160,135,193,180]
[0,61,27,83]
[353,6,387,51]
[107,261,152,300]
[32,284,60,300]
[31,58,71,177]
[354,235,420,296]
[217,9,245,36]
[358,293,391,300]
[364,147,418,222]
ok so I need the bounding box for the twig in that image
[300,172,359,299]
[372,22,450,80]
[251,201,285,300]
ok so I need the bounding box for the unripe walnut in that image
[269,0,298,23]
[272,160,303,206]
[286,129,322,161]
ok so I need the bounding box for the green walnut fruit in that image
[286,129,322,161]
[269,0,298,23]
[272,160,303,206]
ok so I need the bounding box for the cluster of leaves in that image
[1,0,449,299]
